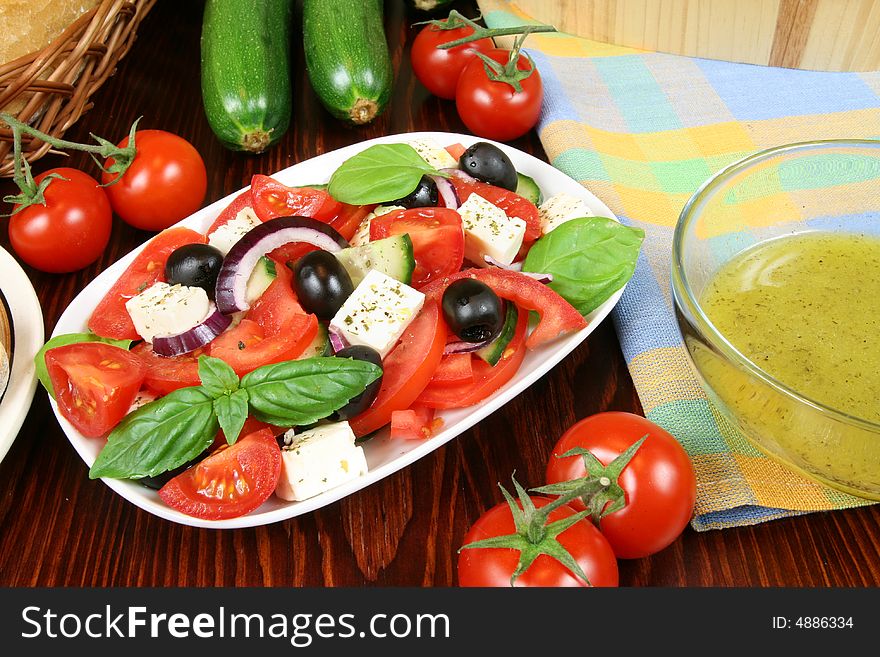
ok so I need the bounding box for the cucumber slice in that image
[334,234,415,286]
[297,323,331,358]
[476,304,519,366]
[516,173,542,206]
[244,255,277,304]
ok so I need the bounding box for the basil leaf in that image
[214,388,249,446]
[522,217,645,316]
[89,386,218,480]
[242,357,382,427]
[36,333,132,399]
[198,355,240,398]
[328,143,444,205]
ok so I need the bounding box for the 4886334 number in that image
[795,617,854,629]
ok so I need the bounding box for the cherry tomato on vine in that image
[8,167,112,273]
[458,494,619,587]
[102,129,207,232]
[545,412,697,560]
[455,48,543,142]
[411,21,493,100]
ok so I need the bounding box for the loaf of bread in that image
[0,0,99,67]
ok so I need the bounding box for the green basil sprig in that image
[327,143,447,205]
[522,217,645,316]
[35,333,133,399]
[89,355,382,481]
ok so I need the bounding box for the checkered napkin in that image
[477,0,880,529]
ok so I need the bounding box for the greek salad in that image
[41,135,643,523]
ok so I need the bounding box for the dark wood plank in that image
[1,0,878,588]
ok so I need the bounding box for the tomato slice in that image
[328,203,375,242]
[416,305,528,409]
[421,268,587,349]
[88,227,206,340]
[209,262,318,376]
[46,343,147,437]
[251,175,341,223]
[158,428,282,520]
[132,343,205,395]
[449,177,542,247]
[429,351,474,386]
[390,404,439,440]
[349,300,447,437]
[445,143,467,160]
[206,189,254,235]
[370,207,464,288]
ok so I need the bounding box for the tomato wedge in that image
[206,189,254,235]
[391,404,439,440]
[251,175,341,223]
[158,428,282,520]
[417,305,528,409]
[429,352,474,386]
[209,262,318,376]
[370,207,464,288]
[88,227,206,340]
[349,300,447,437]
[421,268,587,349]
[328,203,375,242]
[132,343,205,396]
[46,343,147,437]
[449,177,542,247]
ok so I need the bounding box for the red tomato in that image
[209,261,319,376]
[132,343,205,396]
[448,176,542,247]
[206,190,254,235]
[458,495,618,587]
[429,351,474,387]
[545,412,697,559]
[349,300,447,437]
[45,342,146,438]
[88,227,206,340]
[420,268,587,349]
[103,130,207,231]
[8,168,112,274]
[411,22,493,100]
[370,207,464,287]
[445,143,467,160]
[159,428,282,520]
[327,202,375,242]
[417,304,527,408]
[250,175,341,223]
[390,404,438,440]
[455,48,543,142]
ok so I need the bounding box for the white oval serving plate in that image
[51,131,623,528]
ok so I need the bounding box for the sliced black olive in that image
[390,175,438,208]
[292,250,354,320]
[332,345,383,420]
[459,142,518,192]
[165,243,225,297]
[441,278,504,343]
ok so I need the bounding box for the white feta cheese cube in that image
[408,137,458,170]
[539,193,594,235]
[349,205,405,247]
[329,269,425,359]
[207,206,262,255]
[275,421,368,502]
[125,282,211,343]
[458,193,527,266]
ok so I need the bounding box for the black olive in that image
[292,250,354,320]
[332,345,383,420]
[390,175,438,208]
[442,278,504,343]
[165,243,225,297]
[458,142,518,192]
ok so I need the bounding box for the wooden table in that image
[1,0,878,588]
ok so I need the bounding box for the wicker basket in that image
[0,0,156,178]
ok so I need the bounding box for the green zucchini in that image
[302,0,393,125]
[200,0,292,153]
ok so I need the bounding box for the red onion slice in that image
[328,327,350,354]
[215,216,348,315]
[441,167,477,184]
[443,338,492,355]
[431,175,459,209]
[151,304,232,357]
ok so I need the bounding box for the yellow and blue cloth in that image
[477,1,880,529]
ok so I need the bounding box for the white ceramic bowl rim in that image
[671,138,880,432]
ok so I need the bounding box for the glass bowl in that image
[672,139,880,500]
